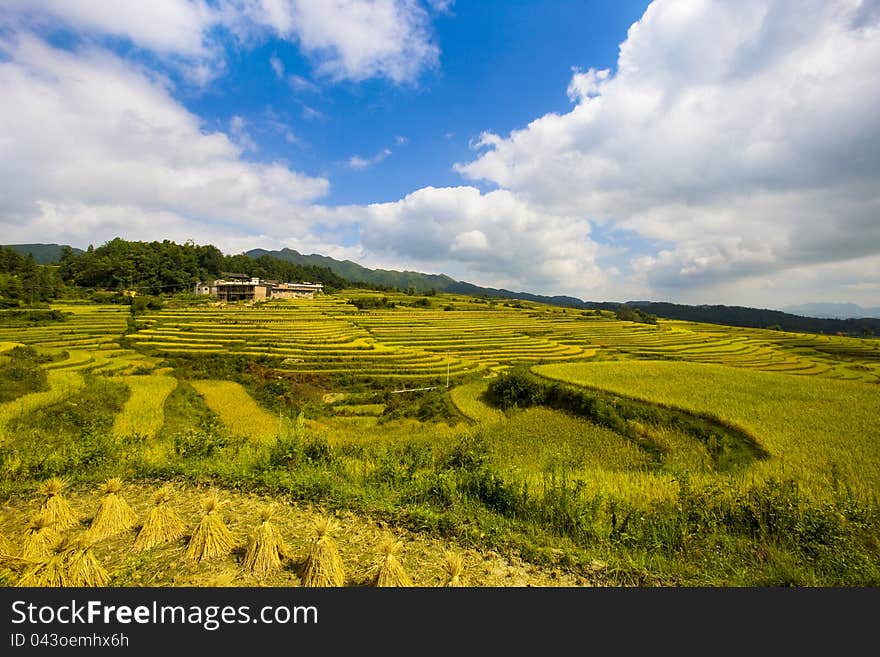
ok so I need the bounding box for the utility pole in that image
[446,352,450,389]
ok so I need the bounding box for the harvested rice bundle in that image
[369,535,412,587]
[16,536,110,587]
[441,550,464,587]
[184,493,235,563]
[21,513,61,561]
[88,478,137,541]
[62,536,110,587]
[38,477,79,530]
[301,516,345,587]
[133,485,186,551]
[16,542,66,587]
[242,505,287,577]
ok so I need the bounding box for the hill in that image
[781,302,880,319]
[245,248,587,308]
[3,243,84,264]
[620,301,880,336]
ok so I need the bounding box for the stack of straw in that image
[301,516,345,587]
[133,485,186,551]
[441,550,465,587]
[184,493,235,563]
[88,478,138,541]
[38,477,79,530]
[242,505,287,577]
[17,534,109,587]
[369,535,412,587]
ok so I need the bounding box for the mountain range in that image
[245,247,588,308]
[5,242,879,335]
[781,302,880,320]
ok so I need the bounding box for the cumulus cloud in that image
[356,186,604,294]
[456,0,880,303]
[0,35,328,247]
[0,0,441,85]
[229,0,440,83]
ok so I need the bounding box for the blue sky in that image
[1,1,879,307]
[178,1,651,207]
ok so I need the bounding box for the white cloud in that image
[356,186,604,295]
[269,54,284,77]
[456,0,880,304]
[229,0,440,83]
[300,105,324,120]
[229,115,259,152]
[0,0,441,85]
[0,0,217,57]
[0,35,328,247]
[348,148,392,170]
[289,73,320,93]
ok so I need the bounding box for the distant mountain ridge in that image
[781,302,880,320]
[245,248,587,308]
[3,241,877,338]
[4,243,84,264]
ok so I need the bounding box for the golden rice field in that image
[190,380,281,445]
[112,375,178,440]
[533,361,880,501]
[0,370,85,443]
[1,291,878,586]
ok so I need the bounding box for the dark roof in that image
[220,272,249,279]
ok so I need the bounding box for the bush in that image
[485,367,546,409]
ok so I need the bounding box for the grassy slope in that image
[533,361,880,501]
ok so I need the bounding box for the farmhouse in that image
[194,273,323,302]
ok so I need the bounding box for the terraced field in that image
[533,360,880,501]
[1,291,878,587]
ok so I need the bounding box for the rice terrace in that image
[1,246,878,588]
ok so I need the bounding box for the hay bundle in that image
[441,550,464,587]
[242,505,286,577]
[184,493,235,563]
[369,535,412,587]
[16,543,66,587]
[133,485,186,551]
[62,536,110,587]
[38,477,79,530]
[21,513,61,560]
[88,478,137,541]
[16,536,109,587]
[301,516,345,587]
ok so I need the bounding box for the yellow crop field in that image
[112,375,178,440]
[190,380,279,444]
[449,381,504,424]
[533,361,880,501]
[0,370,84,442]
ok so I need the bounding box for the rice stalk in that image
[184,493,235,563]
[133,485,186,551]
[301,516,345,587]
[242,506,286,577]
[369,535,412,587]
[88,478,137,541]
[0,532,16,559]
[38,477,79,530]
[442,550,465,587]
[21,513,61,561]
